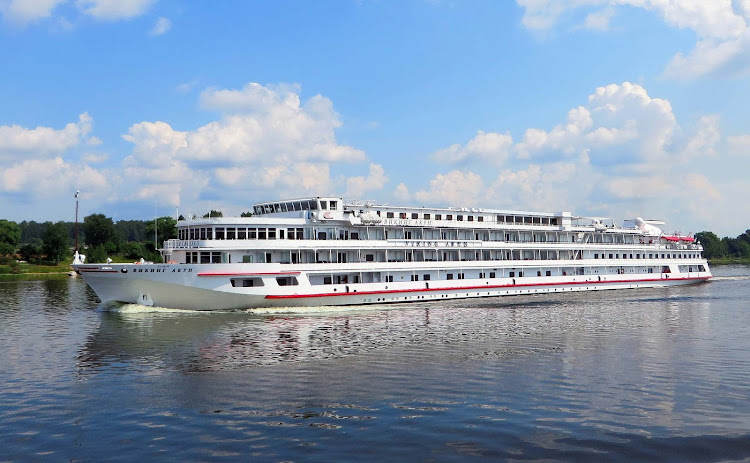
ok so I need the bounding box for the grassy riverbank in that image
[708,257,750,265]
[0,262,72,280]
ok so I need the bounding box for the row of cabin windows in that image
[593,252,699,259]
[384,212,486,222]
[377,211,558,226]
[232,264,709,289]
[230,276,299,287]
[180,227,305,240]
[188,250,702,265]
[178,227,575,242]
[185,251,223,264]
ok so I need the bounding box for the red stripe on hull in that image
[198,271,302,276]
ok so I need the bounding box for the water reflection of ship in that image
[77,306,435,373]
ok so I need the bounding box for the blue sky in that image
[1,0,749,236]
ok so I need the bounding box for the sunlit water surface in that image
[2,266,750,462]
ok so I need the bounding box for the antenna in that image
[154,201,158,249]
[74,190,80,253]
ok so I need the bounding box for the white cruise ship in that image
[73,196,712,310]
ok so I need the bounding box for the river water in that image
[1,266,750,462]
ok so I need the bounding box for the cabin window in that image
[411,275,419,281]
[435,214,442,220]
[387,212,394,218]
[424,214,431,220]
[412,213,419,219]
[457,215,463,221]
[287,228,296,240]
[276,276,299,286]
[268,229,276,239]
[215,228,225,240]
[386,275,394,282]
[509,271,515,277]
[351,232,359,240]
[537,271,542,276]
[477,216,483,222]
[423,274,431,281]
[447,273,454,280]
[323,276,332,284]
[518,272,523,277]
[320,200,328,209]
[258,228,267,239]
[278,229,285,239]
[365,254,374,262]
[400,213,407,219]
[242,255,253,263]
[546,271,551,276]
[446,214,453,220]
[458,273,465,279]
[248,228,257,239]
[231,277,263,287]
[489,272,496,278]
[468,216,473,222]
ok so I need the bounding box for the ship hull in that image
[74,262,711,311]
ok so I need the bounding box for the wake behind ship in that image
[73,197,711,310]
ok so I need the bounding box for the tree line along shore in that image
[0,214,748,276]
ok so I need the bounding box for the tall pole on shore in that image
[74,190,80,253]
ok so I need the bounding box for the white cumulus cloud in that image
[0,112,93,159]
[414,170,484,206]
[149,16,170,35]
[120,82,368,208]
[431,130,513,165]
[345,163,388,198]
[516,0,750,78]
[76,0,154,20]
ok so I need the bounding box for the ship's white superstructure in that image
[73,197,711,310]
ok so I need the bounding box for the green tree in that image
[145,216,177,247]
[82,213,116,248]
[202,210,223,218]
[122,242,147,259]
[86,245,108,264]
[0,242,14,259]
[42,222,70,264]
[115,219,148,242]
[19,243,40,262]
[0,219,21,251]
[240,211,253,217]
[695,231,727,259]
